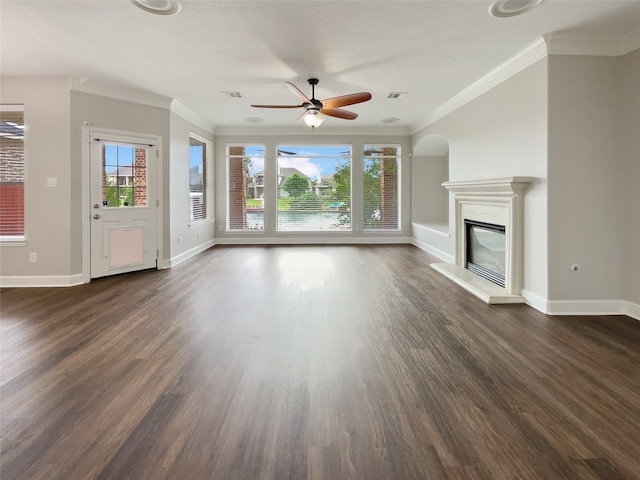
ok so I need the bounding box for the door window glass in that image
[102,144,147,207]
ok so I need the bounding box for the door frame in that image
[81,124,164,283]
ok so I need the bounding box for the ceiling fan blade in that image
[251,104,304,109]
[321,108,358,120]
[322,92,371,109]
[286,82,313,104]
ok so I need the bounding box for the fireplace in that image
[465,219,506,287]
[431,177,532,304]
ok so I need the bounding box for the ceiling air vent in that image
[387,92,408,99]
[221,91,242,98]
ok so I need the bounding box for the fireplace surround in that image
[431,177,532,304]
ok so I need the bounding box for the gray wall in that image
[168,112,214,262]
[70,90,172,270]
[621,49,640,305]
[547,54,629,303]
[0,77,72,279]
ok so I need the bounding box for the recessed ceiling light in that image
[489,0,545,18]
[381,117,400,124]
[130,0,181,16]
[244,117,264,124]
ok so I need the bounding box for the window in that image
[0,105,25,241]
[277,145,351,231]
[102,144,146,207]
[227,144,264,230]
[189,134,212,223]
[363,145,400,230]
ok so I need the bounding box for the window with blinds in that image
[227,144,264,230]
[277,145,351,231]
[189,134,211,223]
[0,106,25,240]
[363,145,400,230]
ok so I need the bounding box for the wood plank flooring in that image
[1,245,639,480]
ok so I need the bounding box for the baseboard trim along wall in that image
[545,299,640,321]
[163,240,216,269]
[215,236,414,246]
[411,238,454,263]
[0,274,85,288]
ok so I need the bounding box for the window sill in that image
[0,236,27,246]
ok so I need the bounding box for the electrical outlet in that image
[30,252,37,263]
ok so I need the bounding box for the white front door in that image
[90,132,158,279]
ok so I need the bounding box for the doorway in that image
[89,131,159,279]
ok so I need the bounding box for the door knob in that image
[93,214,100,219]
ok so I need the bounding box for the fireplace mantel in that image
[432,177,533,304]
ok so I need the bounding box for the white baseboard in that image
[411,239,454,263]
[163,240,215,268]
[215,236,413,245]
[0,273,86,288]
[545,299,640,321]
[522,289,549,313]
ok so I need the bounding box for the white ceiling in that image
[2,0,639,132]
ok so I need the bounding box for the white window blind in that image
[0,106,25,239]
[363,145,400,230]
[189,135,207,223]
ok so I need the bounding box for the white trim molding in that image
[412,37,547,133]
[215,236,413,246]
[411,238,454,263]
[546,300,640,321]
[163,240,216,269]
[0,274,85,288]
[171,100,216,133]
[545,30,640,57]
[432,176,533,304]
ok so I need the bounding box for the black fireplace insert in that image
[465,219,506,287]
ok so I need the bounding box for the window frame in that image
[226,143,265,231]
[276,144,352,233]
[188,132,213,226]
[363,144,401,232]
[0,104,26,245]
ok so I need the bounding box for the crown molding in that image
[545,31,640,56]
[411,36,548,134]
[621,28,640,55]
[70,77,173,110]
[214,125,411,136]
[170,100,215,133]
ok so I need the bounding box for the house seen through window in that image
[226,144,400,232]
[276,145,351,231]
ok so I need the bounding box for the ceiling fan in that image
[251,78,372,127]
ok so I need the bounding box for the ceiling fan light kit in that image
[303,110,324,128]
[130,0,182,15]
[489,0,545,18]
[251,78,372,129]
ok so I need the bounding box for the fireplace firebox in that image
[465,219,506,288]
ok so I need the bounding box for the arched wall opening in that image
[411,134,450,231]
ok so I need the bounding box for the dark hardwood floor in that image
[1,245,639,480]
